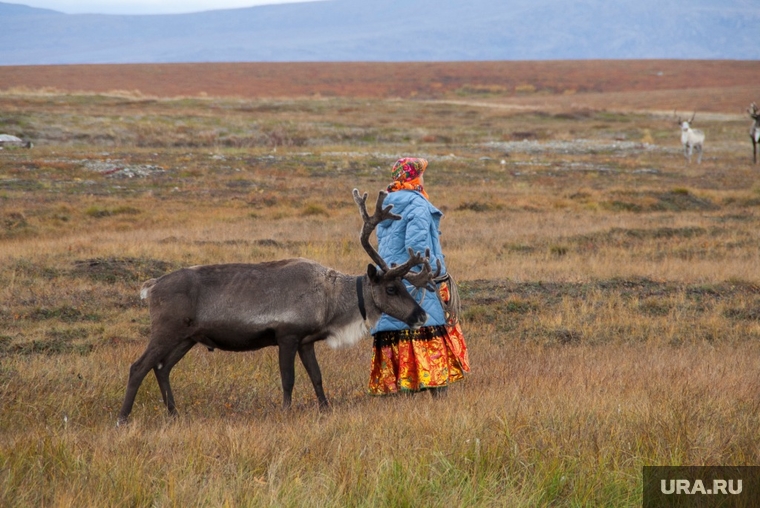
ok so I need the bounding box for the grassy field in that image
[1,61,760,506]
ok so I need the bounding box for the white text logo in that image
[661,479,742,495]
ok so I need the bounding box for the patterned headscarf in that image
[387,157,429,199]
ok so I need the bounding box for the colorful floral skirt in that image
[368,278,470,395]
[368,322,470,394]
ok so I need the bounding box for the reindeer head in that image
[748,103,760,120]
[675,110,696,131]
[353,188,440,329]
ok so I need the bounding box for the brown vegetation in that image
[1,61,760,506]
[1,60,759,111]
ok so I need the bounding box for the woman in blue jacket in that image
[368,157,470,396]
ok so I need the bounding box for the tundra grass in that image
[1,90,759,507]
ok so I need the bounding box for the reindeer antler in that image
[353,189,439,289]
[353,189,400,272]
[395,248,441,291]
[748,102,759,119]
[689,112,696,124]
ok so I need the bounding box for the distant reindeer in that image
[675,111,705,164]
[748,102,760,164]
[117,189,439,425]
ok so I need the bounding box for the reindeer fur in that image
[117,191,434,425]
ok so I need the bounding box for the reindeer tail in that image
[140,279,158,300]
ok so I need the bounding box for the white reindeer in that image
[675,111,705,164]
[748,102,760,164]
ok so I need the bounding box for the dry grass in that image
[1,60,759,110]
[2,66,760,506]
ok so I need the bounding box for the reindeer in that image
[748,102,760,164]
[117,189,439,425]
[675,111,705,164]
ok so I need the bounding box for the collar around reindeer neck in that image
[356,276,367,321]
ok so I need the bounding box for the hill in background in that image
[0,0,758,65]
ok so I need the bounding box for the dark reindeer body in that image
[748,103,760,164]
[147,260,372,353]
[117,190,436,425]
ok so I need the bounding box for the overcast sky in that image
[14,0,324,15]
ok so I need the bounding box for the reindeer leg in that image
[277,339,299,409]
[118,349,152,425]
[117,317,192,425]
[118,339,181,425]
[153,339,196,417]
[297,341,329,409]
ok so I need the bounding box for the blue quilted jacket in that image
[371,190,447,333]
